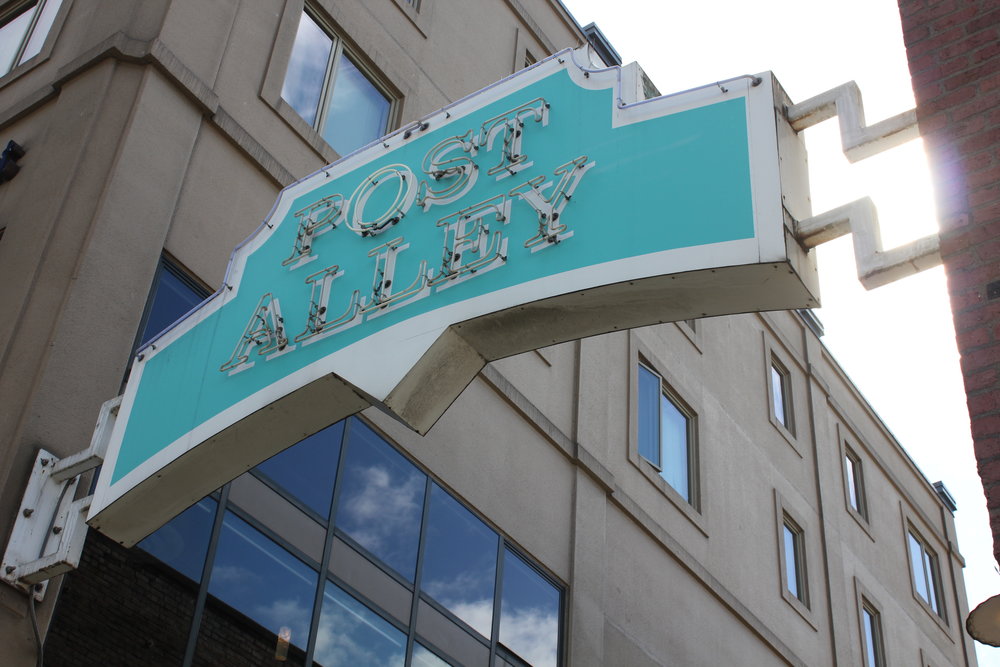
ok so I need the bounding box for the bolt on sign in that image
[89,49,818,544]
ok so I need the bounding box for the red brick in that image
[957,126,1000,155]
[949,263,1000,293]
[972,200,1000,224]
[905,23,932,44]
[962,340,1000,374]
[976,434,1000,461]
[966,161,1000,189]
[970,388,1000,414]
[925,84,978,113]
[970,184,1000,209]
[981,70,1000,93]
[967,6,1000,34]
[973,413,1000,439]
[939,24,999,60]
[934,5,983,32]
[900,0,928,20]
[943,61,1000,93]
[979,457,1000,483]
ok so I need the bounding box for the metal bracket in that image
[786,81,940,289]
[1,396,119,600]
[794,197,941,289]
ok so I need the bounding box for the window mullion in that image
[12,0,46,67]
[315,37,343,134]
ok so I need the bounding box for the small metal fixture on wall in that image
[0,140,26,183]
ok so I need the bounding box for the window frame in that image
[628,333,707,533]
[906,525,947,623]
[762,332,803,455]
[859,595,887,667]
[0,0,70,86]
[843,445,868,517]
[774,490,816,627]
[262,2,402,163]
[634,357,701,511]
[769,356,793,434]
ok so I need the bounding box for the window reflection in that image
[421,484,498,638]
[335,421,426,581]
[255,421,344,519]
[281,12,331,126]
[207,512,317,653]
[499,550,560,667]
[138,497,216,582]
[411,643,452,667]
[321,53,391,156]
[313,581,406,667]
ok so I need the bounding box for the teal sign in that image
[90,51,816,543]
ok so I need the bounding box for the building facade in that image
[0,0,977,664]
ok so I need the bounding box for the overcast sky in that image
[560,0,997,663]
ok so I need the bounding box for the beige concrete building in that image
[0,0,976,664]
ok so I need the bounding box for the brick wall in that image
[896,0,1000,561]
[45,531,307,666]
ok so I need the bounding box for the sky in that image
[560,0,997,663]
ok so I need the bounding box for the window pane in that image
[255,420,344,519]
[771,365,787,427]
[412,643,452,667]
[19,0,62,64]
[862,607,878,667]
[421,483,498,638]
[923,550,939,613]
[637,365,660,466]
[321,52,391,156]
[312,581,406,667]
[909,533,929,601]
[845,454,859,511]
[140,263,208,347]
[660,393,689,501]
[138,497,216,582]
[499,550,560,667]
[0,5,35,75]
[783,524,799,599]
[206,512,317,654]
[281,12,332,127]
[335,419,426,581]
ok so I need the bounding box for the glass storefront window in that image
[335,420,426,581]
[206,511,318,654]
[138,497,216,582]
[421,483,498,638]
[255,420,344,519]
[499,550,561,667]
[312,581,407,666]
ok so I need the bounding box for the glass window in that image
[908,530,943,617]
[313,581,407,667]
[335,420,426,581]
[499,549,561,667]
[844,448,867,520]
[770,360,793,433]
[637,363,695,504]
[412,643,451,667]
[782,518,807,605]
[137,497,216,583]
[281,9,393,156]
[205,511,318,655]
[0,0,62,76]
[861,600,886,667]
[421,483,498,638]
[137,260,209,348]
[255,420,344,519]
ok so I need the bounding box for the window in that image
[281,8,393,157]
[860,599,886,667]
[769,358,793,433]
[782,517,807,605]
[908,529,944,617]
[637,362,696,505]
[132,416,564,666]
[0,0,62,77]
[844,447,868,520]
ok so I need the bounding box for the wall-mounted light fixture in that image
[0,141,26,183]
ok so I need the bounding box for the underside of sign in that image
[88,48,818,546]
